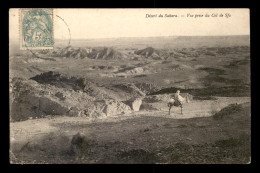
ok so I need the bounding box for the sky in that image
[9,8,250,41]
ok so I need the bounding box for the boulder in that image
[102,100,132,116]
[132,98,142,111]
[84,100,132,117]
[124,97,143,111]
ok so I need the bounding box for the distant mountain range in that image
[10,35,250,56]
[55,35,250,49]
[39,47,128,59]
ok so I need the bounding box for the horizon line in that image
[54,34,250,40]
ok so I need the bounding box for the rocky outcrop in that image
[10,89,71,121]
[86,100,132,117]
[30,71,118,100]
[87,47,128,59]
[113,83,146,98]
[134,83,160,95]
[134,47,168,60]
[46,46,91,59]
[132,98,143,111]
[10,77,133,121]
[134,47,161,57]
[36,46,128,60]
[124,97,143,111]
[103,100,132,115]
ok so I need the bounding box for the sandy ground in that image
[10,96,250,164]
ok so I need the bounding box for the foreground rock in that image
[10,77,132,121]
[132,98,143,111]
[124,97,143,111]
[86,100,132,117]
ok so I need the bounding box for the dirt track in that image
[10,97,250,164]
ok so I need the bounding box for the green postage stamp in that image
[20,8,54,50]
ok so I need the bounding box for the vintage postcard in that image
[9,8,250,164]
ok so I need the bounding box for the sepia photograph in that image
[9,8,250,164]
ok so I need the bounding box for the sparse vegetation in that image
[213,103,243,120]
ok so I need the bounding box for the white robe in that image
[175,93,185,103]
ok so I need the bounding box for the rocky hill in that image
[10,76,134,122]
[10,72,155,122]
[134,47,168,60]
[35,47,128,60]
[87,47,128,59]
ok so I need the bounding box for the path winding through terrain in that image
[10,97,250,164]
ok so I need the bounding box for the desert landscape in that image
[9,35,251,164]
